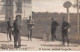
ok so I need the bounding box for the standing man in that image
[27,16,34,41]
[51,18,59,41]
[13,15,21,48]
[7,18,13,41]
[62,17,70,45]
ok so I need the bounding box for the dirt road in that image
[0,33,80,51]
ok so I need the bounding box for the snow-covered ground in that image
[0,33,80,51]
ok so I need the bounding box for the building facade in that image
[0,0,31,21]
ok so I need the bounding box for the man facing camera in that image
[62,17,71,46]
[13,15,21,48]
[27,16,34,41]
[51,18,59,41]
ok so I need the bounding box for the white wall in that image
[0,1,32,21]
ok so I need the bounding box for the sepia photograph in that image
[0,0,79,51]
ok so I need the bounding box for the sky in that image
[32,0,78,13]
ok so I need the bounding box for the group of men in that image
[7,15,70,48]
[7,15,34,48]
[51,17,70,45]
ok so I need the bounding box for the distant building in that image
[0,0,31,21]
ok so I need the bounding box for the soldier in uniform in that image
[7,18,13,41]
[62,17,70,45]
[51,18,59,41]
[27,16,34,41]
[13,15,21,48]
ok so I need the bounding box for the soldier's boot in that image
[54,36,56,41]
[18,45,21,48]
[30,34,32,41]
[18,38,21,48]
[51,35,53,41]
[67,39,69,46]
[63,39,65,46]
[63,42,65,46]
[18,43,21,48]
[14,41,17,48]
[30,37,32,41]
[10,37,12,41]
[14,45,17,48]
[28,35,30,41]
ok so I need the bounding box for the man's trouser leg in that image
[9,29,12,41]
[53,29,56,40]
[51,32,53,41]
[14,40,17,47]
[14,32,18,48]
[14,36,17,47]
[18,36,21,47]
[28,29,30,40]
[51,28,56,41]
[66,34,69,45]
[62,34,65,45]
[18,32,21,47]
[51,29,53,41]
[30,29,32,40]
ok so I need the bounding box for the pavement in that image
[0,33,80,51]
